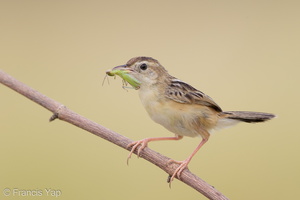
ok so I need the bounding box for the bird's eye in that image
[140,63,147,70]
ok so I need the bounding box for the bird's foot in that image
[167,159,190,185]
[127,139,149,164]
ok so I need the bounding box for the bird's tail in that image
[215,111,275,131]
[222,111,275,123]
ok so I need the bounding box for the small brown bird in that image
[106,56,275,183]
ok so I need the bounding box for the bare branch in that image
[0,70,229,200]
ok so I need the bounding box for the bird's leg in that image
[127,135,183,164]
[168,138,208,184]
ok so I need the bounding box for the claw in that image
[167,159,190,186]
[167,138,208,186]
[126,139,149,165]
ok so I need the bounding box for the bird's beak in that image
[106,64,141,89]
[106,65,128,76]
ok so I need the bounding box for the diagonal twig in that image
[0,70,229,200]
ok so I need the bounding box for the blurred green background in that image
[1,0,299,199]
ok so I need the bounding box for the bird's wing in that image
[165,79,222,112]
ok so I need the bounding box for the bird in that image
[106,56,275,183]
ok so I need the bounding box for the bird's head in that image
[106,57,169,89]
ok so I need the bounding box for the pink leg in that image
[168,138,208,183]
[127,135,183,164]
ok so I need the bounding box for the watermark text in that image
[3,188,62,197]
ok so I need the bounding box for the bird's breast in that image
[138,88,217,138]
